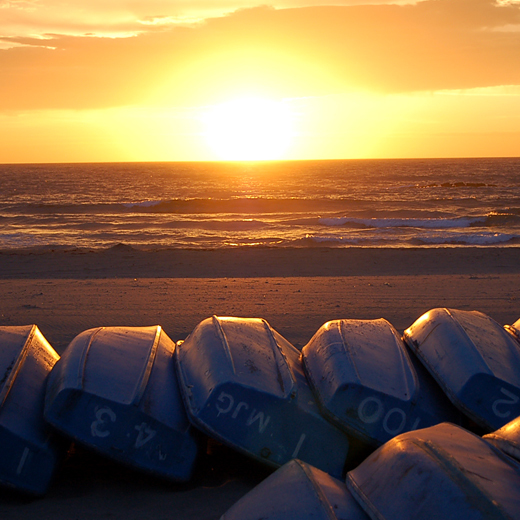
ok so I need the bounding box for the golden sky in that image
[1,0,520,162]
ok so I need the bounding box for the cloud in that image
[0,0,425,42]
[1,0,520,111]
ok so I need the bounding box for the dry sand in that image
[0,246,519,518]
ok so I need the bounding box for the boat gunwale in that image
[0,324,36,408]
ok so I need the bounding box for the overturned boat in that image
[505,317,520,343]
[484,414,520,462]
[346,422,520,520]
[175,316,360,478]
[221,458,369,520]
[403,308,520,431]
[301,319,460,446]
[0,325,63,495]
[44,326,199,482]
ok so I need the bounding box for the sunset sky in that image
[1,0,520,162]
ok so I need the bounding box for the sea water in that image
[1,158,519,250]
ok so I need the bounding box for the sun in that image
[203,97,293,161]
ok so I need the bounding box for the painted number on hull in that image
[134,422,157,448]
[16,447,30,475]
[216,392,271,434]
[215,391,306,458]
[91,407,116,437]
[90,407,157,449]
[492,387,520,419]
[357,396,420,437]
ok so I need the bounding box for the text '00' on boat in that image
[301,318,461,447]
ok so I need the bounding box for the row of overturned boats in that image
[1,308,520,519]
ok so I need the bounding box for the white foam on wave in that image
[122,200,163,209]
[302,230,518,247]
[319,216,485,229]
[0,232,49,248]
[417,232,517,245]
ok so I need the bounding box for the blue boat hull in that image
[302,319,460,446]
[44,326,199,482]
[175,316,357,478]
[347,422,520,520]
[0,325,63,495]
[484,414,520,462]
[505,318,520,343]
[404,308,520,431]
[221,459,369,520]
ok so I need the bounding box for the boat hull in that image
[221,458,369,520]
[175,316,356,478]
[505,318,520,343]
[404,308,520,431]
[347,422,520,520]
[44,326,199,482]
[0,325,63,495]
[484,415,520,462]
[302,319,459,446]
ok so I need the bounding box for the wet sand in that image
[0,246,519,518]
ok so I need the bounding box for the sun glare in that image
[203,97,293,161]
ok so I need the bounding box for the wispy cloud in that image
[1,0,519,111]
[0,1,424,42]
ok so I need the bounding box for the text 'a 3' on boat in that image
[346,422,520,520]
[44,325,199,482]
[301,318,460,447]
[403,308,520,431]
[0,325,64,495]
[220,458,369,520]
[174,316,363,479]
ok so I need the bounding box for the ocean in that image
[1,158,519,250]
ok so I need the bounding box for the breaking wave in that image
[1,158,520,250]
[318,213,520,230]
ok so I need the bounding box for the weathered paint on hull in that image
[221,459,369,520]
[505,318,520,344]
[484,414,520,462]
[302,319,460,446]
[347,423,520,520]
[175,316,357,478]
[404,308,520,431]
[44,326,199,482]
[0,325,63,495]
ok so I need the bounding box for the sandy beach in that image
[1,246,519,518]
[4,0,520,514]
